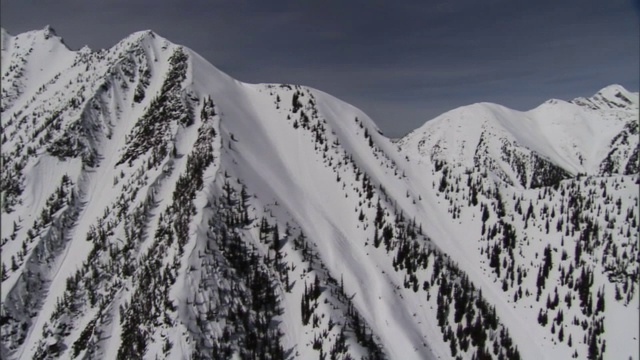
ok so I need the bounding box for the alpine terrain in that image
[1,27,638,360]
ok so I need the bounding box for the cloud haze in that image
[2,0,638,137]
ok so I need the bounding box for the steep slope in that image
[1,27,638,360]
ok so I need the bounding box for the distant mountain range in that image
[1,26,638,360]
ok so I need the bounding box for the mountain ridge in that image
[1,27,638,360]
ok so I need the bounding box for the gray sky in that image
[2,0,639,137]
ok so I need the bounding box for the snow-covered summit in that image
[399,87,639,187]
[40,25,58,39]
[113,29,164,50]
[3,25,68,48]
[572,84,639,111]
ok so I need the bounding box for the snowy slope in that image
[1,27,638,360]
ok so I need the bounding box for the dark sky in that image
[2,0,639,137]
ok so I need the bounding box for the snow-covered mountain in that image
[1,27,638,360]
[398,86,639,188]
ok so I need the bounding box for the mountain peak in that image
[41,24,57,38]
[23,24,63,42]
[110,28,172,54]
[541,98,565,106]
[21,24,68,49]
[597,83,628,94]
[571,83,639,111]
[0,26,61,43]
[128,29,159,40]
